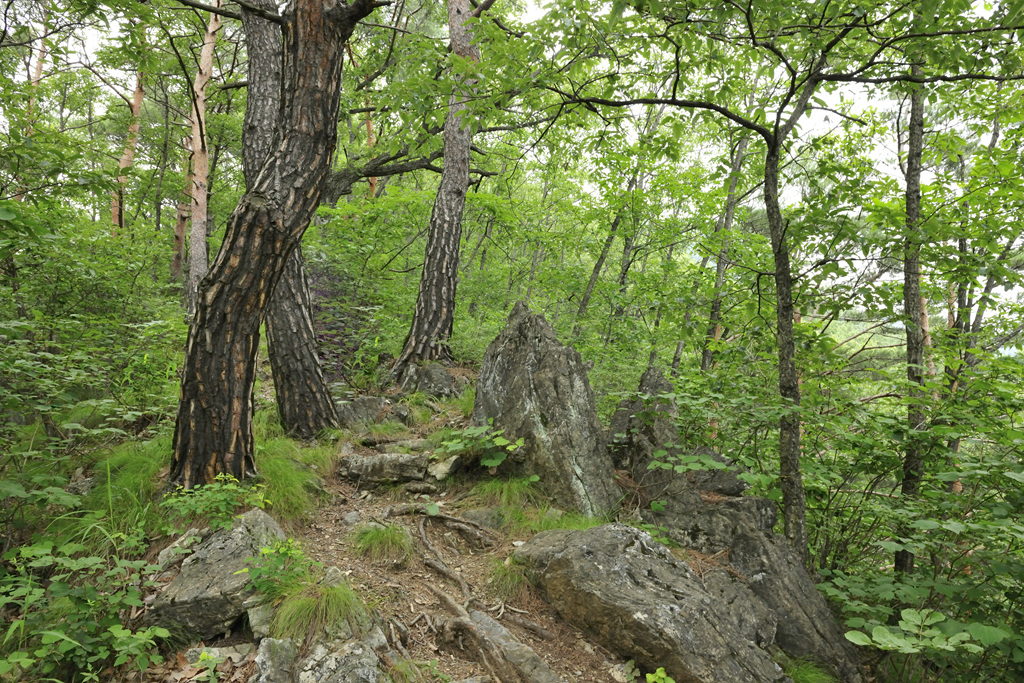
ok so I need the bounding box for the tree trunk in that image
[764,143,808,561]
[702,134,748,372]
[111,66,145,232]
[169,0,378,488]
[895,69,926,575]
[185,3,222,318]
[394,0,480,379]
[242,0,340,439]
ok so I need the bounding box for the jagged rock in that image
[337,396,387,429]
[428,454,463,481]
[473,302,619,517]
[515,524,789,683]
[156,527,207,570]
[246,594,275,640]
[186,644,255,665]
[461,507,506,530]
[378,439,430,453]
[339,452,428,484]
[399,362,456,398]
[297,630,389,683]
[249,638,297,683]
[468,610,567,683]
[146,509,285,641]
[643,492,862,682]
[608,366,679,474]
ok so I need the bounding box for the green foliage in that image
[646,667,675,683]
[0,540,168,681]
[434,422,524,469]
[242,539,316,602]
[351,523,412,565]
[160,473,267,535]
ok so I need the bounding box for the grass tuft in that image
[271,582,367,647]
[351,523,412,565]
[783,658,838,683]
[488,556,529,602]
[470,477,542,509]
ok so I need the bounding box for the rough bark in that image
[394,0,480,378]
[169,0,378,488]
[241,0,339,439]
[896,70,926,575]
[111,67,145,231]
[185,3,222,318]
[764,142,807,562]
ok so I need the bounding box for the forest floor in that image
[134,408,632,683]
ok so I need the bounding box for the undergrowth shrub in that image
[351,523,412,565]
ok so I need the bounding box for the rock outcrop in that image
[609,367,863,683]
[473,302,619,517]
[146,509,285,641]
[515,524,789,683]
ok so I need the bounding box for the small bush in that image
[160,473,266,535]
[271,583,366,647]
[470,477,542,509]
[783,658,837,683]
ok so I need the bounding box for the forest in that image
[1,0,1023,680]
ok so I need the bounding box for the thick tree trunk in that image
[764,143,808,561]
[185,3,222,317]
[111,67,145,231]
[169,0,377,488]
[895,71,926,575]
[394,0,479,378]
[242,0,339,438]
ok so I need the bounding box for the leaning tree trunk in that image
[241,0,339,439]
[185,2,222,317]
[111,65,145,232]
[393,0,480,380]
[169,0,378,488]
[896,69,926,575]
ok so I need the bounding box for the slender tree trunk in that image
[394,0,480,379]
[169,0,378,488]
[154,80,172,233]
[764,142,808,561]
[896,69,926,575]
[171,151,191,281]
[112,66,145,232]
[242,0,339,438]
[576,173,639,329]
[702,134,748,372]
[185,3,222,317]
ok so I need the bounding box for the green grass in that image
[271,582,367,647]
[455,386,475,418]
[488,556,528,602]
[470,477,543,508]
[351,523,412,565]
[50,433,172,555]
[254,435,335,524]
[782,658,838,683]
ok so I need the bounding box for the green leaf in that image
[845,631,872,647]
[967,623,1010,647]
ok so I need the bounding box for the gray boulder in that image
[249,638,297,683]
[337,396,387,429]
[467,611,566,683]
[339,452,429,484]
[146,509,285,641]
[515,524,789,683]
[473,302,619,517]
